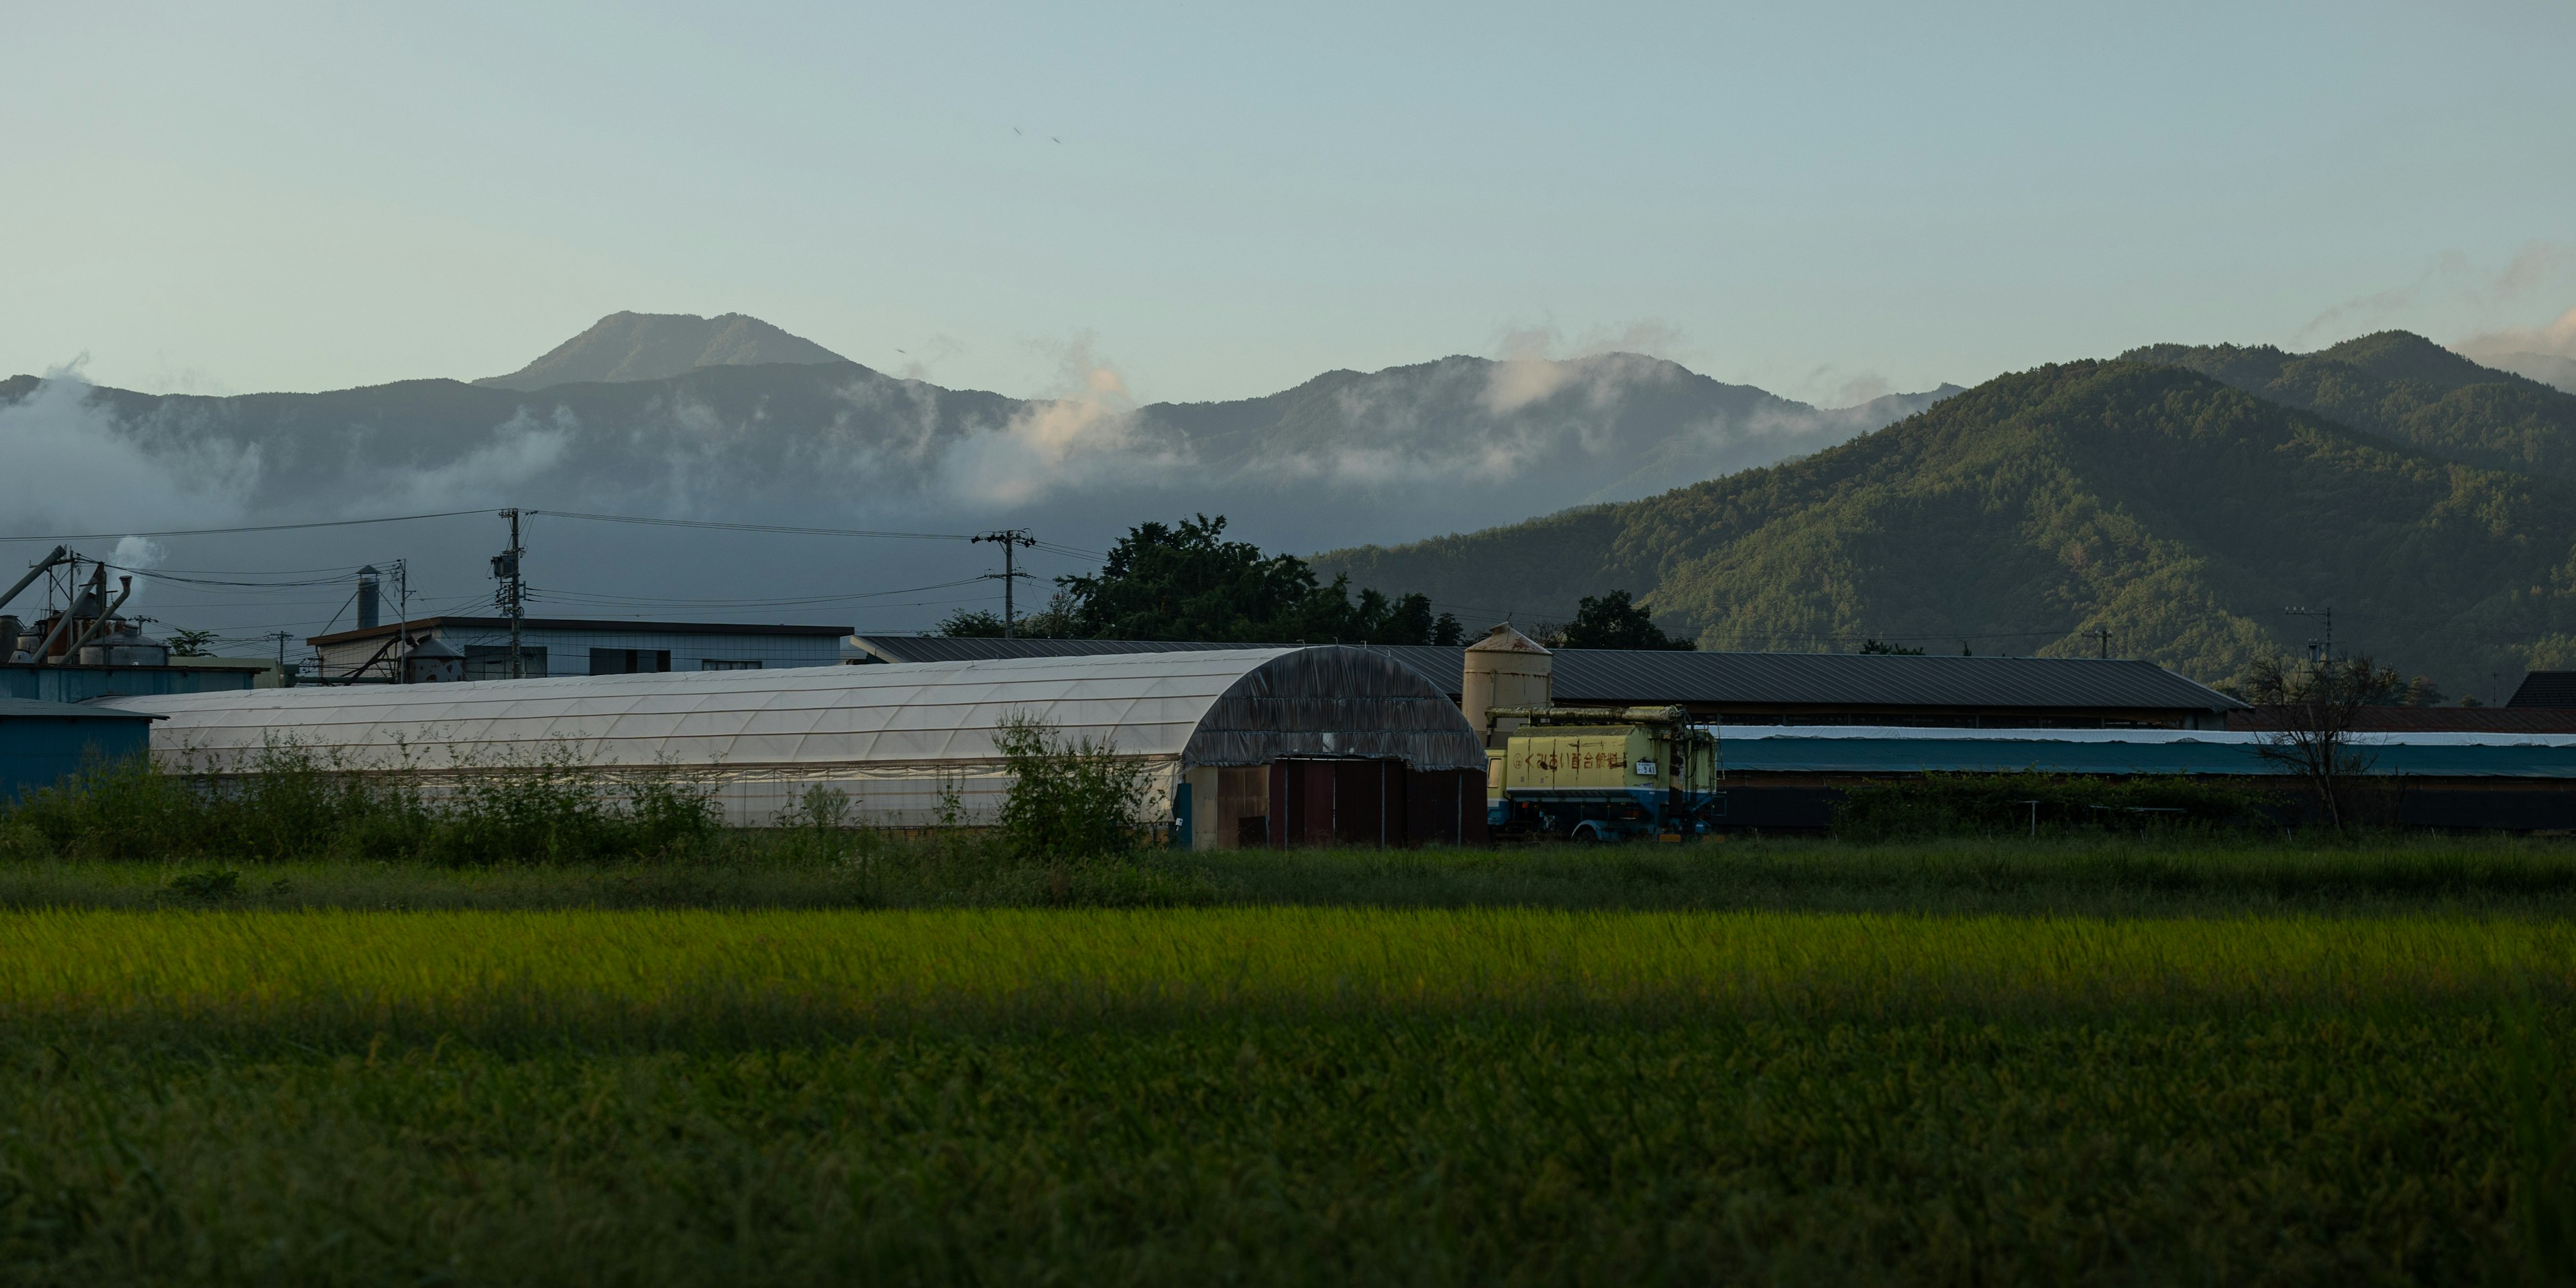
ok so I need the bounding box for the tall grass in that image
[3,908,2571,1044]
[0,908,2571,1283]
[0,745,721,866]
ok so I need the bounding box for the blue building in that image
[0,697,156,805]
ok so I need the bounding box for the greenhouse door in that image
[1269,759,1405,849]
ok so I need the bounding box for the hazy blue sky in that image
[7,1,2572,406]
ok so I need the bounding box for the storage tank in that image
[1460,623,1551,745]
[80,621,170,667]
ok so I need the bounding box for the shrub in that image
[994,714,1153,861]
[4,741,722,867]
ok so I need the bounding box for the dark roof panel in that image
[848,637,2244,713]
[2509,672,2576,708]
[0,696,159,721]
[314,616,853,646]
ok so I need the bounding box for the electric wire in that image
[0,509,496,543]
[525,511,973,541]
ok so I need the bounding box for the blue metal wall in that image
[0,712,153,805]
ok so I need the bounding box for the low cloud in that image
[0,364,257,536]
[1483,320,1686,415]
[356,407,578,513]
[2455,303,2576,362]
[942,336,1179,506]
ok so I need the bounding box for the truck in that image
[1483,705,1725,842]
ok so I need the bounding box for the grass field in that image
[11,832,2576,916]
[1,902,2573,1283]
[7,839,2576,1283]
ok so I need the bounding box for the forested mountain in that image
[1313,358,2576,696]
[2125,331,2576,480]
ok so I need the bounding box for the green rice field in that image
[3,898,2574,1284]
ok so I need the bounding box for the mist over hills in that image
[0,313,1957,640]
[1313,341,2576,698]
[0,313,1954,557]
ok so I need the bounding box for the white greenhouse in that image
[98,646,1491,847]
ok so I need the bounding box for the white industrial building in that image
[101,646,1491,845]
[307,616,854,682]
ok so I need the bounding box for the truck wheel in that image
[1571,822,1613,844]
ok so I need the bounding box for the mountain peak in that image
[474,311,847,391]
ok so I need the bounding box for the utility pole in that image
[394,559,411,684]
[492,509,526,679]
[2090,627,2112,659]
[2282,606,2332,666]
[971,529,1036,637]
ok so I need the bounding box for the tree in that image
[1859,638,1925,655]
[2243,653,2387,830]
[994,713,1152,860]
[936,608,1008,638]
[166,628,217,657]
[1546,590,1695,650]
[1055,514,1451,645]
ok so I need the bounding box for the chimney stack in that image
[357,566,380,631]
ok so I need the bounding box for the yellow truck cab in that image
[1484,706,1723,842]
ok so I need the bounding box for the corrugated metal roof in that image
[849,636,2245,714]
[1713,725,2576,778]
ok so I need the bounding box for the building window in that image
[464,646,549,680]
[590,648,672,675]
[699,659,762,671]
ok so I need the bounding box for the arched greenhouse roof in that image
[98,646,1485,775]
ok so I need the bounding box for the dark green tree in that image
[1860,638,1925,655]
[1055,515,1449,644]
[935,608,1008,638]
[1548,590,1695,650]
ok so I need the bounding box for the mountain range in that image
[0,313,1958,556]
[1311,331,2576,698]
[12,309,2571,694]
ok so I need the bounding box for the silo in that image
[1460,623,1550,745]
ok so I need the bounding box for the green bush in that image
[1833,771,2278,842]
[995,713,1154,861]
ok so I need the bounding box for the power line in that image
[525,511,973,541]
[0,508,496,543]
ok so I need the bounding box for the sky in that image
[7,1,2575,410]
